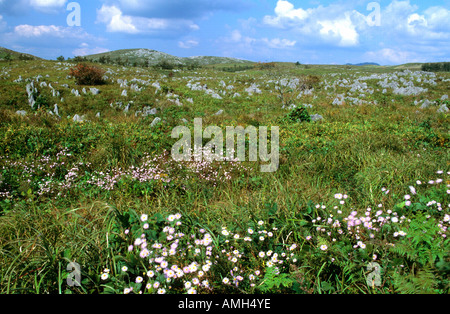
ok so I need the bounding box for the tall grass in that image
[0,59,449,294]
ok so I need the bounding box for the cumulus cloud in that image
[258,0,450,63]
[96,4,200,36]
[263,0,309,28]
[318,12,359,47]
[0,24,105,54]
[262,0,360,47]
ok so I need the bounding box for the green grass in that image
[0,58,449,294]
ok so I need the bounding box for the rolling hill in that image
[0,47,41,61]
[82,48,254,67]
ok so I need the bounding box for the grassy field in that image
[0,59,449,294]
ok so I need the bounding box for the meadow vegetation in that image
[0,57,448,294]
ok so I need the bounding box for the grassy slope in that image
[0,58,449,294]
[0,47,42,61]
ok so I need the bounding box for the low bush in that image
[69,63,106,86]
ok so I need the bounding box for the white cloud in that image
[0,0,67,15]
[97,5,138,33]
[178,40,199,49]
[263,0,360,47]
[14,24,76,38]
[318,13,359,47]
[73,44,110,57]
[261,37,296,49]
[364,48,420,65]
[102,0,251,19]
[1,24,105,54]
[97,5,199,36]
[29,0,67,13]
[223,29,295,50]
[263,0,309,27]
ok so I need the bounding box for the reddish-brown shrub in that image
[69,63,106,85]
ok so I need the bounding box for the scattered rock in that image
[437,104,449,113]
[151,117,162,127]
[54,104,59,117]
[90,88,100,95]
[420,99,432,109]
[16,110,27,116]
[310,114,324,122]
[72,114,84,123]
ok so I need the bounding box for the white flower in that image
[258,251,265,258]
[101,273,109,280]
[320,244,328,251]
[140,214,148,222]
[121,266,128,272]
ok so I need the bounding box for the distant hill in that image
[83,48,254,67]
[0,47,41,61]
[345,62,380,66]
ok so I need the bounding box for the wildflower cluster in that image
[101,213,300,294]
[215,219,299,291]
[105,212,216,294]
[305,170,450,256]
[0,148,252,201]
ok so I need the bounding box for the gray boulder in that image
[437,104,449,113]
[151,117,162,127]
[72,114,84,123]
[310,114,324,122]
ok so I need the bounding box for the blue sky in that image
[0,0,449,65]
